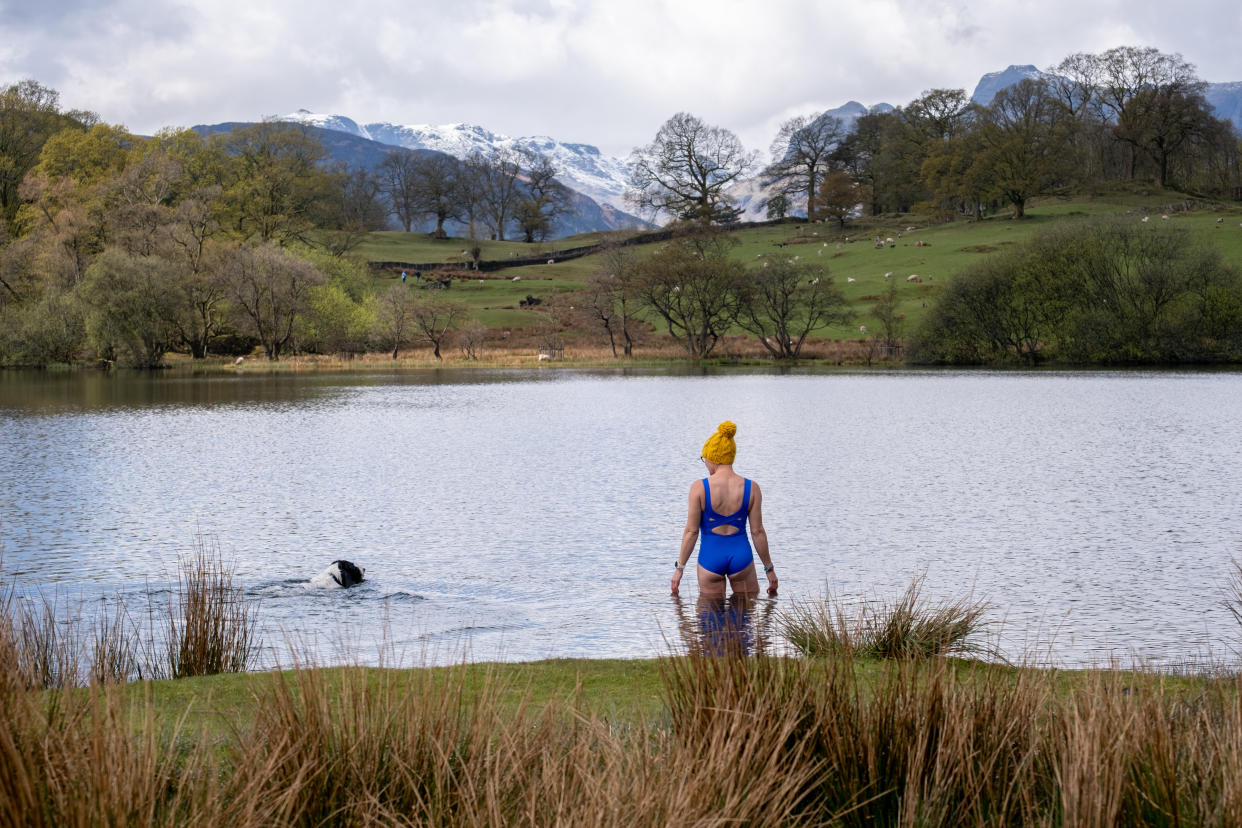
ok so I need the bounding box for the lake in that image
[2,366,1240,670]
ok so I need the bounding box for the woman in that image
[671,421,777,598]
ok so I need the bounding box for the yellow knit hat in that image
[701,421,738,465]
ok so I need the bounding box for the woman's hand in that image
[671,567,684,595]
[765,569,778,597]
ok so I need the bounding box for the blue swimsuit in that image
[697,477,753,576]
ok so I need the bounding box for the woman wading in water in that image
[671,421,777,599]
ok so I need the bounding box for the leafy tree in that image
[764,193,790,220]
[812,171,859,229]
[303,281,373,355]
[736,260,852,359]
[0,80,77,234]
[628,112,755,224]
[763,114,845,220]
[80,247,184,367]
[374,283,418,358]
[215,121,333,244]
[411,152,465,239]
[976,79,1076,218]
[213,243,324,359]
[635,228,746,359]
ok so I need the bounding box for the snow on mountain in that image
[284,110,634,215]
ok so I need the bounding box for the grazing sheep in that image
[512,276,521,281]
[859,325,868,333]
[907,274,921,283]
[547,259,554,265]
[538,353,550,361]
[1142,216,1150,222]
[1216,218,1224,224]
[1162,214,1170,220]
[884,272,893,279]
[846,277,856,283]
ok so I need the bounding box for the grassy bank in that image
[8,559,1242,825]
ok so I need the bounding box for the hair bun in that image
[718,421,737,438]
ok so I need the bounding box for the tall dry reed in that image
[165,535,259,678]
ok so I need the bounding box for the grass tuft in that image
[779,575,995,660]
[165,534,259,678]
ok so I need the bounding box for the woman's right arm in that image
[749,483,777,596]
[671,482,702,596]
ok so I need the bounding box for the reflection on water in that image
[671,593,781,657]
[4,367,1242,668]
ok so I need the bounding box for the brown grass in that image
[7,566,1242,824]
[165,535,259,679]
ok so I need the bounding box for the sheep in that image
[1161,214,1170,220]
[547,259,555,265]
[810,277,820,285]
[907,274,921,283]
[1217,217,1224,224]
[512,276,521,281]
[1142,216,1150,222]
[884,272,893,279]
[846,277,856,283]
[538,353,551,361]
[859,325,868,333]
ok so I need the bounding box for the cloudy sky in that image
[1,0,1237,159]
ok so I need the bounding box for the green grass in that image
[352,192,1242,342]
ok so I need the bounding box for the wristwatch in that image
[674,562,685,571]
[764,565,774,573]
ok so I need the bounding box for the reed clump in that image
[779,575,994,660]
[165,535,259,678]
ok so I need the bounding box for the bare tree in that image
[471,149,523,241]
[627,112,755,224]
[763,114,846,220]
[379,149,420,232]
[410,294,466,360]
[516,151,572,243]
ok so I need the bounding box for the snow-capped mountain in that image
[285,110,633,215]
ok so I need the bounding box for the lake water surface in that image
[2,367,1240,669]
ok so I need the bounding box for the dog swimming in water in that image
[309,559,366,589]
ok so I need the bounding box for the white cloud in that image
[0,0,1236,156]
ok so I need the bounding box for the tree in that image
[580,244,642,357]
[0,80,76,234]
[378,149,420,232]
[470,149,523,241]
[1096,46,1206,183]
[636,229,745,359]
[763,114,846,220]
[410,294,466,360]
[374,283,417,358]
[736,260,852,359]
[812,171,859,229]
[411,153,465,239]
[627,113,755,224]
[764,193,790,220]
[213,243,324,360]
[516,152,571,243]
[80,247,184,368]
[976,79,1076,217]
[320,166,387,256]
[215,121,333,244]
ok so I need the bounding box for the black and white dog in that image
[309,559,366,589]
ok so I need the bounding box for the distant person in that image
[671,421,777,599]
[401,271,407,283]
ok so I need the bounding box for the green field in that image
[353,192,1242,342]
